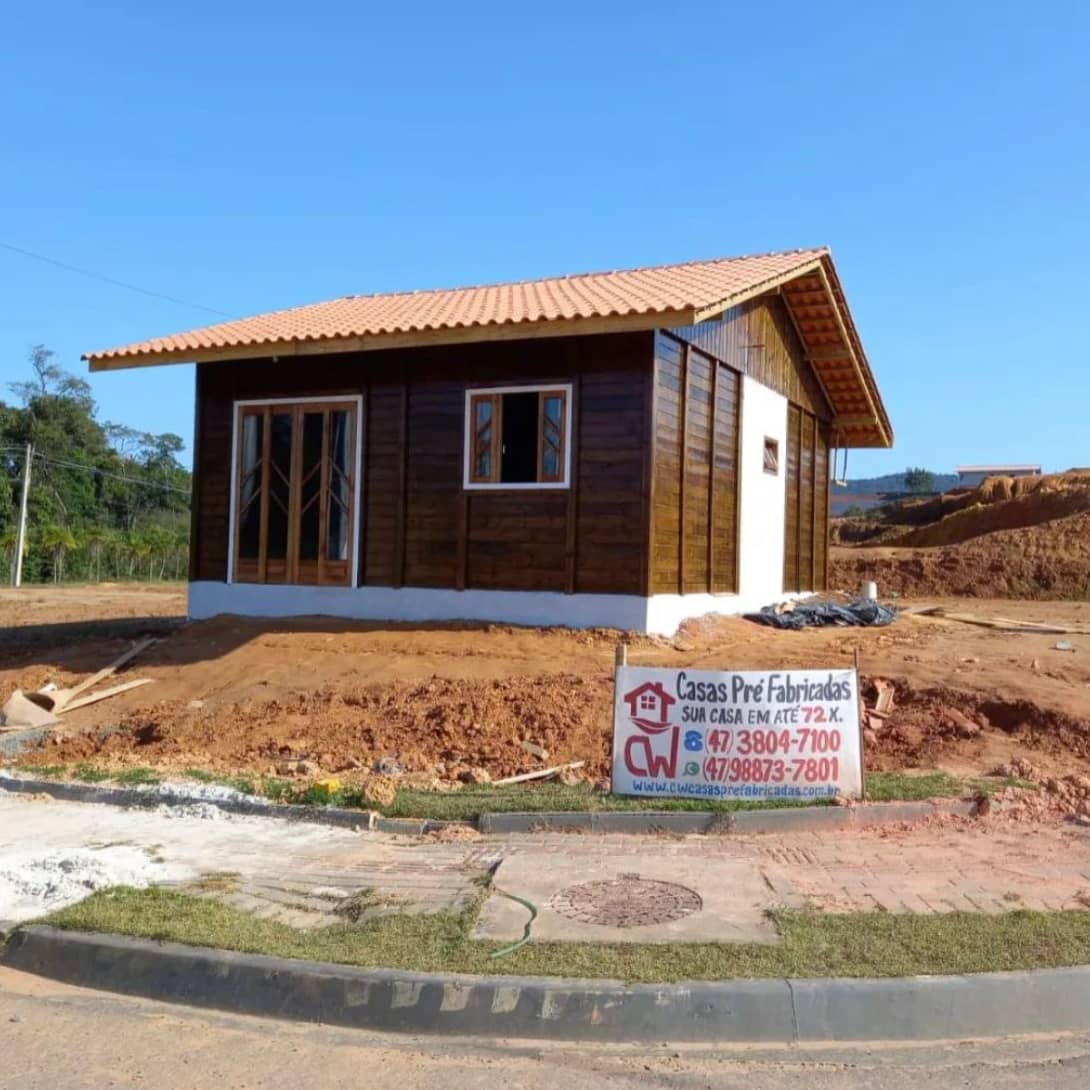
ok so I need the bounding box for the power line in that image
[0,240,233,318]
[33,452,191,495]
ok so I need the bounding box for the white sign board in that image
[611,666,862,801]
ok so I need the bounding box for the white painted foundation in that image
[187,581,803,637]
[193,373,800,636]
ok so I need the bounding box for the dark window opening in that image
[467,386,569,487]
[500,392,539,483]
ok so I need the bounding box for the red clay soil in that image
[8,588,1090,790]
[830,511,1090,599]
[833,471,1090,550]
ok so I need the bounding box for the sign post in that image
[611,665,862,801]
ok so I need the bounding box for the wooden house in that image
[86,248,892,634]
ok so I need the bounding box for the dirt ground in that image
[829,515,1090,600]
[829,471,1090,600]
[4,585,1090,789]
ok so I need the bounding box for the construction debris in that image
[874,679,895,716]
[57,678,155,713]
[0,691,58,731]
[493,760,585,787]
[912,607,1090,636]
[1,637,156,730]
[944,707,982,739]
[28,638,157,714]
[745,600,897,630]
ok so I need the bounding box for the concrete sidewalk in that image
[3,792,1090,942]
[0,793,497,932]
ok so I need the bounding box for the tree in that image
[903,467,936,494]
[9,345,93,411]
[1,347,191,585]
[38,524,78,583]
[82,524,112,583]
[0,526,22,581]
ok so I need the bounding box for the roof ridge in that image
[315,246,831,308]
[85,245,833,355]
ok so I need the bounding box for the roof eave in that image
[85,307,701,372]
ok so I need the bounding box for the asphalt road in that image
[4,967,1090,1090]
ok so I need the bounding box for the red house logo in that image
[622,681,676,733]
[621,680,679,778]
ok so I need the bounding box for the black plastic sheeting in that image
[744,599,898,630]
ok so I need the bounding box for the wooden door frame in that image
[227,395,364,587]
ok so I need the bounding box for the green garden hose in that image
[489,887,538,959]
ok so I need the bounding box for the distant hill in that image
[831,472,959,495]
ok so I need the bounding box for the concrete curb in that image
[0,774,379,829]
[4,926,1090,1042]
[0,773,974,836]
[478,799,975,835]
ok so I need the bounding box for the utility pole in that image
[12,442,31,588]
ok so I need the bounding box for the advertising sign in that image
[611,666,862,801]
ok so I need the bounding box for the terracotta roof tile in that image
[84,246,891,446]
[86,248,828,363]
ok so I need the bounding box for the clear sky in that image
[2,0,1087,477]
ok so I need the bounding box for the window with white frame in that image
[464,385,571,489]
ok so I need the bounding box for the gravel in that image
[0,846,187,926]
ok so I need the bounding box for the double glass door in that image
[233,399,358,586]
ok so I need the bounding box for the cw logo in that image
[621,681,679,779]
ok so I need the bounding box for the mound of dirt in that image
[832,471,1090,549]
[861,679,1090,772]
[11,586,1090,794]
[32,674,617,784]
[830,510,1090,599]
[889,477,1090,548]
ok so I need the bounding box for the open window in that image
[231,397,361,586]
[464,384,571,489]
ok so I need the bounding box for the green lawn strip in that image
[179,768,258,796]
[39,886,1090,983]
[9,764,1029,817]
[380,782,825,819]
[863,771,1032,802]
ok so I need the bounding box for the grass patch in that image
[14,764,66,779]
[69,764,160,786]
[382,783,837,820]
[864,771,1035,802]
[112,767,162,786]
[8,762,1030,818]
[189,871,241,894]
[40,886,1090,983]
[180,768,257,796]
[72,764,114,783]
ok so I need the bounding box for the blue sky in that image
[2,0,1087,477]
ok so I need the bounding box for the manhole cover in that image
[547,873,702,928]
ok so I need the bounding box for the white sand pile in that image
[0,845,185,925]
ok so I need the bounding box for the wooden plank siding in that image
[649,332,741,595]
[650,335,683,593]
[192,332,652,598]
[669,293,835,599]
[668,294,833,421]
[783,404,802,591]
[191,294,837,607]
[813,429,830,590]
[782,405,832,592]
[711,362,741,593]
